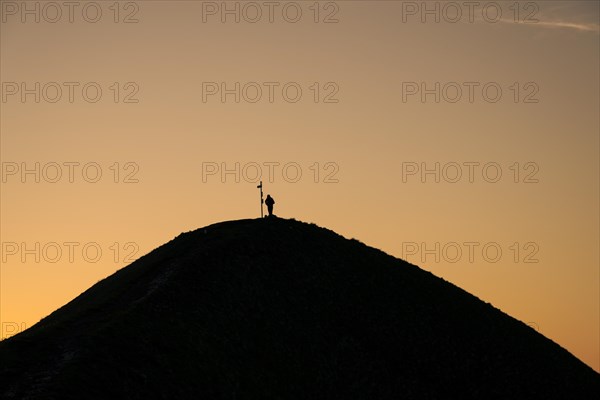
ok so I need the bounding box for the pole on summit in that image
[257,181,264,218]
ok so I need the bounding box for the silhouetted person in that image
[265,194,275,217]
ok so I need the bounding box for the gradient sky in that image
[1,0,599,371]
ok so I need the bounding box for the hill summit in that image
[1,218,598,399]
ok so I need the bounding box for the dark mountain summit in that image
[1,218,598,399]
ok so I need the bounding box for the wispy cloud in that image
[500,19,600,33]
[536,20,599,33]
[531,1,600,33]
[475,1,600,34]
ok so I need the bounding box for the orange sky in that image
[1,0,599,371]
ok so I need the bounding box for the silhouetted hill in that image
[0,218,598,399]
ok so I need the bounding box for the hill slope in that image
[0,218,598,399]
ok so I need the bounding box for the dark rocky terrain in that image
[1,218,598,399]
